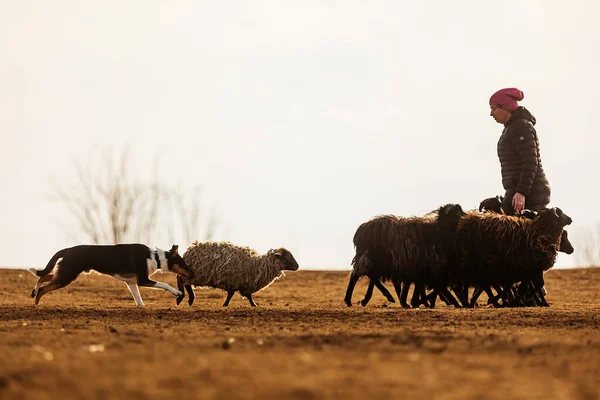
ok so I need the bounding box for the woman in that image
[489,88,551,214]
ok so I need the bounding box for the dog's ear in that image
[170,245,179,256]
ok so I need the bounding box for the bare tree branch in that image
[53,145,220,246]
[573,222,600,268]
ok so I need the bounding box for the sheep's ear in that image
[271,248,283,257]
[170,245,179,255]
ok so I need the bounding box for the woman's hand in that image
[512,192,526,212]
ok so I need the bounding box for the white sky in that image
[1,1,598,269]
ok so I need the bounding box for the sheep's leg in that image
[435,286,460,307]
[427,288,440,308]
[485,287,502,308]
[361,279,376,307]
[373,280,395,303]
[223,290,235,307]
[437,290,449,306]
[522,281,542,307]
[507,285,523,307]
[245,293,257,307]
[470,287,484,307]
[399,281,411,308]
[344,273,360,307]
[440,287,461,308]
[409,284,420,308]
[457,284,470,307]
[176,275,186,306]
[533,281,549,307]
[185,285,195,306]
[448,284,467,307]
[392,281,404,308]
[498,285,515,306]
[421,286,437,308]
[410,283,425,308]
[537,291,549,307]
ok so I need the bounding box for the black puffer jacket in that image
[497,107,551,210]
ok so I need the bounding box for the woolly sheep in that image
[469,228,574,307]
[176,241,299,307]
[454,207,572,307]
[345,204,465,308]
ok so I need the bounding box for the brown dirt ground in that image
[0,268,599,400]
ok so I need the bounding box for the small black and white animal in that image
[28,244,192,306]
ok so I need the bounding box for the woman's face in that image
[490,105,511,124]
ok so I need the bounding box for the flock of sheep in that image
[178,195,573,309]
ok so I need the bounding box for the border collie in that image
[28,244,192,306]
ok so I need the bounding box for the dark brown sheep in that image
[454,207,572,306]
[345,204,465,308]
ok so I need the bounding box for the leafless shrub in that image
[54,145,218,245]
[573,222,600,268]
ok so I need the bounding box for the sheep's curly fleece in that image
[454,210,564,287]
[182,241,285,295]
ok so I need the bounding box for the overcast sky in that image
[1,1,598,270]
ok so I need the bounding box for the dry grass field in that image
[0,268,599,400]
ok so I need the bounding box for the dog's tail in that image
[28,251,65,277]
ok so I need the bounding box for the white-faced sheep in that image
[345,203,465,308]
[176,241,299,307]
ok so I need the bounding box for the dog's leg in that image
[34,277,75,306]
[137,279,183,297]
[125,283,145,307]
[176,275,186,306]
[223,290,235,307]
[31,274,54,298]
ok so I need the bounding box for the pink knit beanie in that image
[489,88,524,112]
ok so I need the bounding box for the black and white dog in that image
[28,244,192,306]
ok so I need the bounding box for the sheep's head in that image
[559,230,574,255]
[269,248,299,271]
[166,244,193,278]
[479,195,504,213]
[537,207,573,228]
[520,209,538,219]
[437,203,466,225]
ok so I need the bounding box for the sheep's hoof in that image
[344,300,352,307]
[176,296,184,306]
[401,303,411,309]
[360,299,368,307]
[385,296,395,303]
[30,289,36,298]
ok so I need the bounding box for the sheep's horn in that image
[555,207,564,216]
[552,208,559,218]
